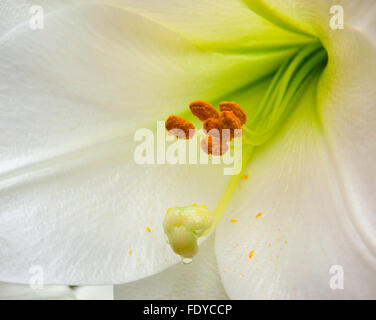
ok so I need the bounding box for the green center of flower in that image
[164,40,327,261]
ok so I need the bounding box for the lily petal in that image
[79,0,314,50]
[318,6,376,268]
[0,0,72,37]
[216,76,376,299]
[73,285,114,300]
[216,1,376,298]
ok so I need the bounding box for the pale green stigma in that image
[163,204,214,260]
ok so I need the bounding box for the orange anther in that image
[203,112,242,141]
[219,111,242,141]
[219,102,247,125]
[200,135,229,156]
[165,115,195,139]
[189,100,219,121]
[203,118,221,137]
[219,111,241,130]
[165,100,246,157]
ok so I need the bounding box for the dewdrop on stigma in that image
[163,204,214,261]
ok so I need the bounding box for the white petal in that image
[216,77,376,299]
[0,282,76,300]
[252,0,376,44]
[114,235,227,299]
[0,3,295,285]
[216,0,376,300]
[78,0,314,49]
[73,285,114,300]
[317,7,376,264]
[0,0,71,37]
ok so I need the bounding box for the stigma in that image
[163,204,214,260]
[165,100,247,155]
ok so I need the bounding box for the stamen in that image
[219,102,247,125]
[165,115,195,139]
[189,100,219,121]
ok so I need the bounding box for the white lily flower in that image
[0,0,375,300]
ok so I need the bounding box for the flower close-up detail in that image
[0,0,375,300]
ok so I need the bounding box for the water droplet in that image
[181,257,193,264]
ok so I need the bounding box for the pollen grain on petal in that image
[165,115,195,139]
[249,250,255,259]
[243,174,249,180]
[219,101,247,125]
[189,100,219,121]
[146,227,151,232]
[230,219,238,223]
[256,212,262,218]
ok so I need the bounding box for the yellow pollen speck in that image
[256,212,262,218]
[164,258,168,262]
[230,219,238,223]
[268,243,271,247]
[285,241,288,244]
[240,273,245,277]
[128,249,132,255]
[224,270,228,273]
[280,247,283,251]
[146,227,151,232]
[243,174,249,180]
[249,250,255,259]
[278,227,281,231]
